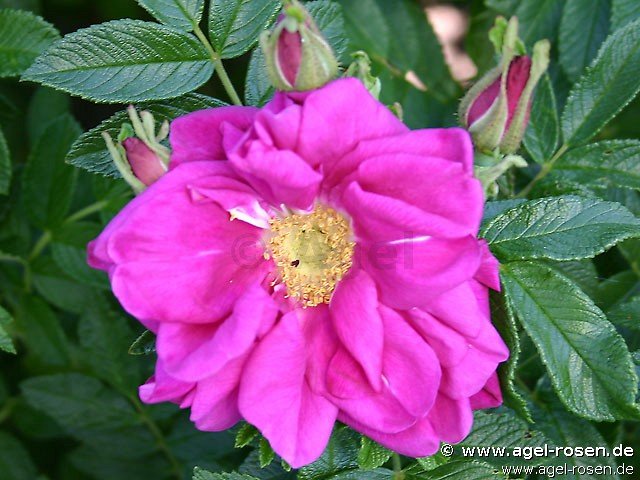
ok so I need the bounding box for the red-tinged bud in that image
[122,137,167,186]
[261,0,338,91]
[103,107,170,194]
[460,17,549,154]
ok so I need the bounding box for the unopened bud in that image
[261,0,338,91]
[103,107,170,193]
[459,17,550,154]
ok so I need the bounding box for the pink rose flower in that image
[88,78,509,467]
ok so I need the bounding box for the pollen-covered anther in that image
[268,205,354,307]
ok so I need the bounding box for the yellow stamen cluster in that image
[268,205,354,307]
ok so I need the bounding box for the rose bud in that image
[261,0,338,91]
[122,137,166,186]
[103,106,170,193]
[459,17,550,154]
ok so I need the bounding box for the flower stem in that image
[516,144,569,198]
[392,453,405,480]
[129,394,183,480]
[27,200,109,263]
[192,23,243,106]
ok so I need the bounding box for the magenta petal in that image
[327,348,416,432]
[139,360,195,406]
[440,317,509,399]
[302,305,340,395]
[323,128,474,196]
[363,236,482,309]
[229,142,321,210]
[475,240,501,291]
[340,412,440,458]
[343,182,478,242]
[327,308,440,433]
[422,282,486,338]
[378,307,441,417]
[356,154,483,237]
[296,78,407,169]
[330,269,383,391]
[408,309,469,368]
[239,313,338,468]
[90,162,270,324]
[169,107,258,166]
[427,394,473,444]
[470,373,503,409]
[157,284,278,381]
[190,355,246,431]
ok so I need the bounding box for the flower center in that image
[268,205,355,307]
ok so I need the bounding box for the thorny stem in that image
[516,144,569,198]
[129,394,183,480]
[193,23,243,106]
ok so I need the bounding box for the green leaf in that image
[0,8,58,78]
[298,428,359,480]
[21,373,140,432]
[0,0,40,12]
[234,422,259,448]
[209,0,280,59]
[71,445,168,480]
[612,0,640,31]
[458,410,550,466]
[259,437,275,468]
[136,0,204,31]
[0,432,38,480]
[244,48,273,107]
[341,0,457,100]
[531,384,621,479]
[51,242,109,290]
[490,293,531,421]
[193,469,259,480]
[550,140,640,191]
[0,305,16,354]
[561,18,640,146]
[31,256,96,314]
[244,0,347,106]
[67,94,225,177]
[338,0,388,60]
[515,0,565,48]
[552,260,600,299]
[523,75,560,164]
[559,0,610,82]
[238,450,292,480]
[417,461,503,480]
[357,436,391,470]
[128,329,156,355]
[78,296,141,393]
[26,87,70,146]
[482,196,640,261]
[0,127,9,195]
[22,114,80,229]
[307,0,348,61]
[23,20,213,103]
[16,295,71,366]
[608,297,640,331]
[502,261,640,421]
